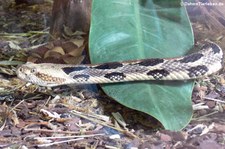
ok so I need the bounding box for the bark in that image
[50,0,92,39]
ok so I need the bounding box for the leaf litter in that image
[0,0,225,148]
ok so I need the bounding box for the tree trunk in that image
[50,0,92,39]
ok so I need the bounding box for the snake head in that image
[16,62,66,87]
[16,62,36,81]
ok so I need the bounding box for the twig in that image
[192,103,209,110]
[192,111,219,121]
[9,100,25,112]
[105,145,120,149]
[23,127,99,135]
[35,133,104,140]
[203,97,225,104]
[71,110,137,138]
[37,138,84,147]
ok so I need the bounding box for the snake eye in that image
[30,68,36,73]
[19,67,23,72]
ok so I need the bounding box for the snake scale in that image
[16,42,224,87]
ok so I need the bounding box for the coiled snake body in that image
[16,42,224,87]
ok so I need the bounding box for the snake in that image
[16,42,224,87]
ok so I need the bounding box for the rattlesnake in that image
[16,42,224,87]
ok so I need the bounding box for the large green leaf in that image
[89,0,194,130]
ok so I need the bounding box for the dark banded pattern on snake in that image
[16,42,224,87]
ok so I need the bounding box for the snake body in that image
[16,42,224,87]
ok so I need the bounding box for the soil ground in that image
[0,1,225,149]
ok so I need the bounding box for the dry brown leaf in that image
[26,37,87,64]
[219,77,225,85]
[38,57,65,64]
[62,55,84,64]
[68,44,85,57]
[27,56,39,63]
[45,42,55,50]
[61,41,78,53]
[53,40,63,47]
[48,46,65,55]
[29,52,42,59]
[30,46,50,57]
[213,123,225,133]
[44,51,64,59]
[70,38,84,47]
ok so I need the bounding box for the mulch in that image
[0,1,225,148]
